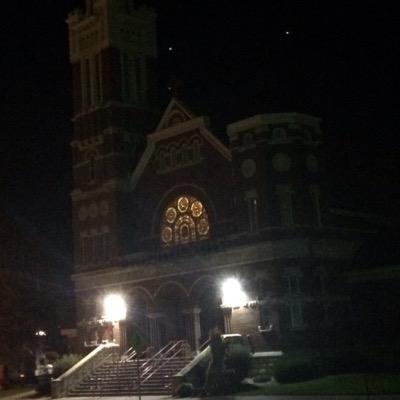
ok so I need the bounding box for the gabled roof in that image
[130,98,231,189]
[155,97,197,132]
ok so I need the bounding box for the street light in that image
[221,277,247,308]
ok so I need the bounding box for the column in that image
[193,308,201,352]
[222,307,232,334]
[118,320,127,354]
[182,308,202,352]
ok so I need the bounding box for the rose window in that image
[161,196,210,246]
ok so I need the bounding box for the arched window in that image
[161,196,210,246]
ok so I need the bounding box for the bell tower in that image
[68,0,158,272]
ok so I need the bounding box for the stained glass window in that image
[161,196,210,246]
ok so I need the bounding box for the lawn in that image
[244,373,400,395]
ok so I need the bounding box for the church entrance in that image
[125,277,226,352]
[150,282,188,348]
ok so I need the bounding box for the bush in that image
[53,354,83,378]
[273,357,319,383]
[176,382,194,398]
[224,344,251,385]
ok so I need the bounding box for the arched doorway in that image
[153,281,189,348]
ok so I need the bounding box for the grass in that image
[243,373,400,395]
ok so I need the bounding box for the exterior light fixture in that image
[35,330,47,337]
[103,294,127,322]
[221,278,247,308]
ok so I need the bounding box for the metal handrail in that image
[140,341,190,384]
[140,340,185,380]
[140,346,155,359]
[140,341,175,370]
[199,338,210,352]
[140,341,184,382]
[126,346,156,363]
[52,343,119,398]
[149,340,184,366]
[125,350,138,362]
[121,346,134,359]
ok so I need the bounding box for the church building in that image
[68,0,367,352]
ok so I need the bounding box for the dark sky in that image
[0,1,398,272]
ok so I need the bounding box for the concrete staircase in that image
[69,341,192,396]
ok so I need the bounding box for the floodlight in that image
[103,294,127,322]
[221,278,247,308]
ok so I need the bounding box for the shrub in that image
[273,357,319,383]
[176,382,194,398]
[224,344,251,385]
[53,354,83,378]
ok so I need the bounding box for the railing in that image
[140,346,155,359]
[198,338,210,352]
[122,345,156,363]
[140,340,191,385]
[51,343,119,398]
[140,341,176,373]
[121,347,137,362]
[171,341,211,395]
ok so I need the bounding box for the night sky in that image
[0,1,398,274]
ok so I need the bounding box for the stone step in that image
[70,389,171,396]
[68,353,193,396]
[77,378,174,386]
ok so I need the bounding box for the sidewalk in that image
[0,390,37,400]
[56,395,400,400]
[3,393,399,400]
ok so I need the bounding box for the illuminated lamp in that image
[221,278,247,308]
[103,294,127,322]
